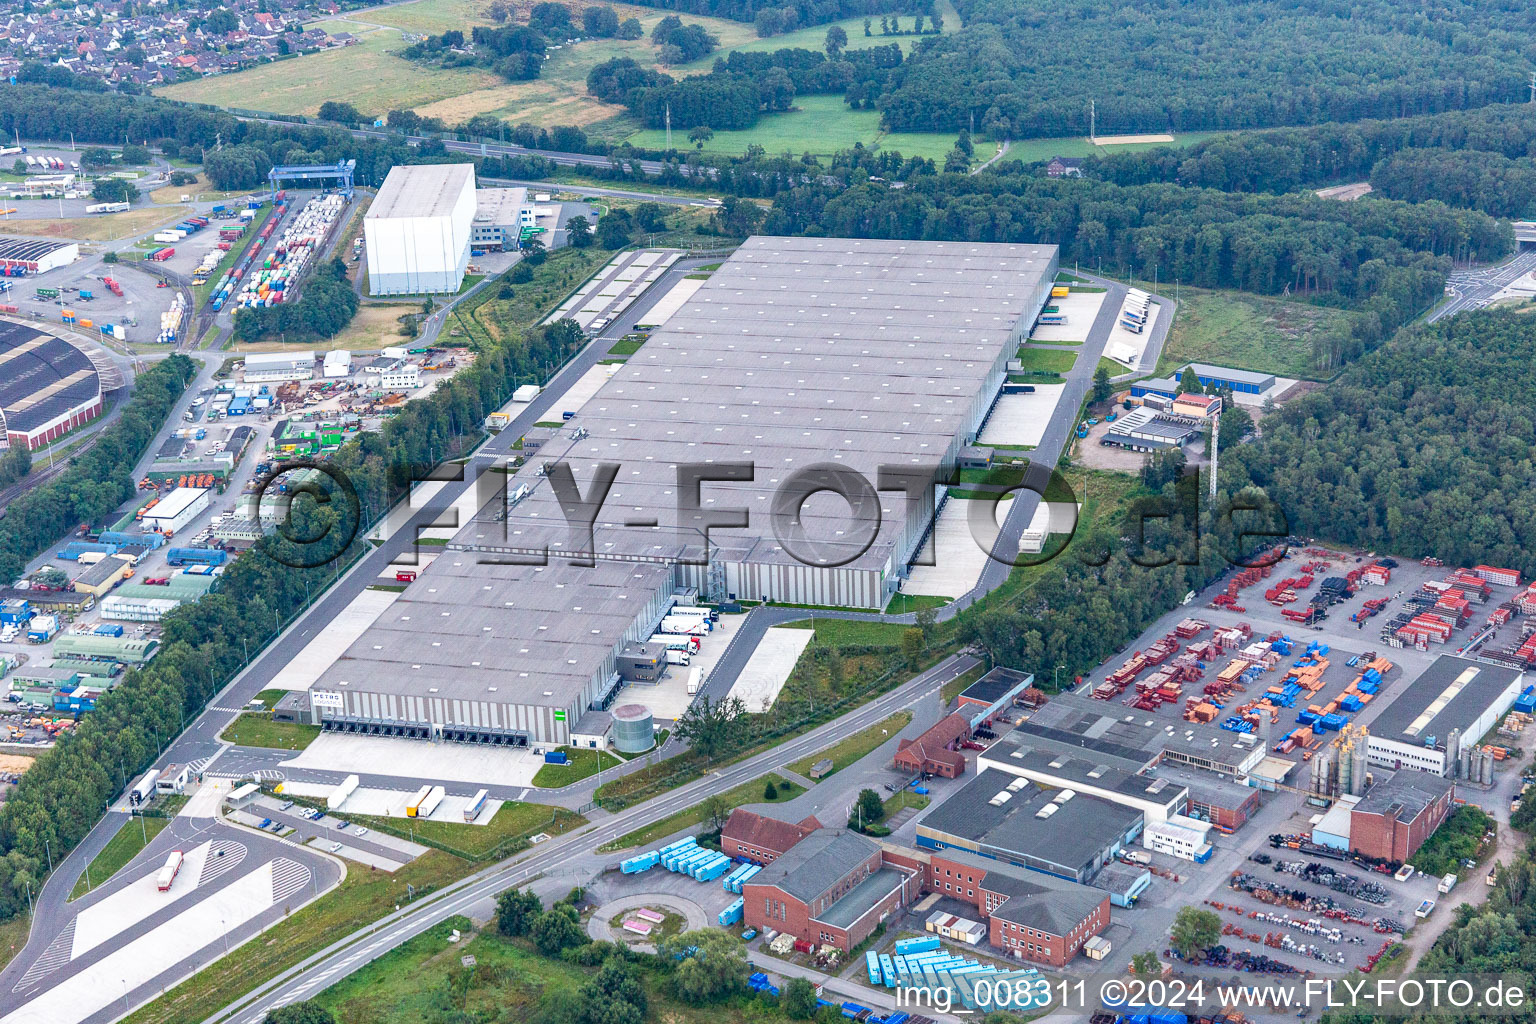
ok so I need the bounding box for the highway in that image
[1427,248,1536,323]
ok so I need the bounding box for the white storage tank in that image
[611,703,655,754]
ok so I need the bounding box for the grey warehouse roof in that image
[0,322,101,432]
[1353,769,1454,823]
[472,236,1056,571]
[1182,363,1277,387]
[1368,655,1523,747]
[368,163,475,221]
[985,730,1184,806]
[936,847,1106,935]
[917,768,1142,870]
[748,827,880,904]
[312,559,673,707]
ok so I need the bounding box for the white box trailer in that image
[327,773,360,810]
[416,784,446,819]
[660,615,710,635]
[157,850,184,891]
[513,384,542,403]
[129,769,159,807]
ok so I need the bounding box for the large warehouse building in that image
[0,322,104,450]
[1365,655,1525,776]
[305,236,1059,746]
[364,164,476,296]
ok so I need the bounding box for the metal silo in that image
[611,703,655,754]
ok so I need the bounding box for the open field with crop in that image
[997,131,1232,166]
[158,2,753,126]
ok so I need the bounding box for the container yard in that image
[227,193,345,311]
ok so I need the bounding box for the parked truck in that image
[157,850,184,891]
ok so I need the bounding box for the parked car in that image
[354,827,368,837]
[279,801,293,811]
[330,841,343,852]
[335,820,349,830]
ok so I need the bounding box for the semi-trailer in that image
[660,615,710,635]
[157,850,185,891]
[413,784,446,819]
[464,788,489,822]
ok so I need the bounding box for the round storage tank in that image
[611,703,654,753]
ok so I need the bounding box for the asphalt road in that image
[1427,248,1536,323]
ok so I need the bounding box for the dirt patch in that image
[3,206,189,242]
[1315,182,1373,201]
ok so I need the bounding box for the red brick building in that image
[894,711,972,778]
[743,828,922,950]
[738,816,1111,965]
[721,809,822,864]
[1349,771,1455,863]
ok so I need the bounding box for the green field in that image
[218,713,320,751]
[1156,286,1350,381]
[70,815,172,900]
[787,711,911,780]
[996,131,1234,166]
[625,94,983,160]
[531,746,624,787]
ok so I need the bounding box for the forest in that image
[764,171,1502,369]
[619,0,884,27]
[1230,309,1536,578]
[875,0,1534,137]
[607,43,901,129]
[1066,103,1536,219]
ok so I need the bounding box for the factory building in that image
[1366,655,1525,776]
[894,712,973,778]
[736,816,1111,965]
[0,323,104,450]
[139,486,210,536]
[472,186,536,251]
[914,767,1144,883]
[242,351,316,384]
[304,237,1058,745]
[977,732,1188,828]
[323,350,352,378]
[955,666,1035,726]
[1131,364,1277,404]
[723,809,825,864]
[0,237,78,274]
[1101,406,1200,451]
[365,164,477,296]
[1349,771,1456,863]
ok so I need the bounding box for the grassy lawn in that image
[312,914,797,1024]
[218,713,319,751]
[69,814,173,900]
[884,592,948,614]
[788,711,911,781]
[3,205,189,242]
[995,130,1234,167]
[531,746,624,787]
[1013,347,1078,374]
[608,336,646,356]
[0,912,29,974]
[1098,356,1127,378]
[122,851,475,1024]
[341,800,587,859]
[1155,285,1348,381]
[599,774,801,852]
[626,94,982,162]
[941,662,987,704]
[777,617,910,647]
[456,246,614,350]
[253,688,289,706]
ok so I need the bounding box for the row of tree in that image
[763,171,1502,369]
[1228,308,1536,579]
[233,257,360,344]
[874,0,1535,137]
[622,0,883,27]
